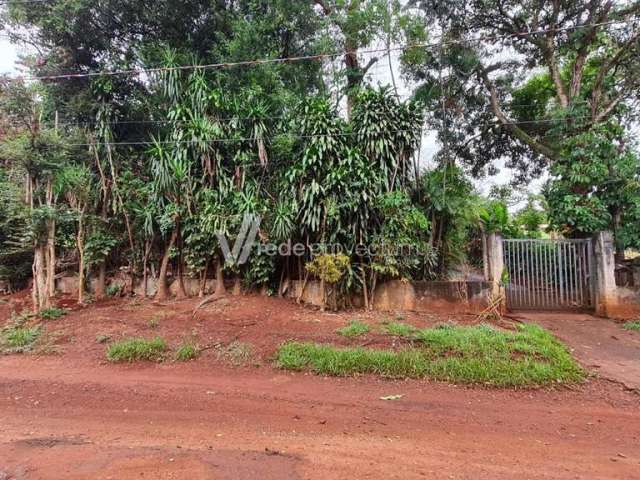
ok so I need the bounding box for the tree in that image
[406,0,640,248]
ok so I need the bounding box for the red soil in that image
[0,293,638,479]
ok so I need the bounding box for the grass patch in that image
[384,322,417,338]
[623,321,640,332]
[39,307,66,321]
[106,337,167,362]
[336,320,370,337]
[1,325,42,353]
[277,323,583,387]
[175,342,199,361]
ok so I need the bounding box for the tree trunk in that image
[156,229,178,301]
[142,239,152,298]
[612,209,625,264]
[32,245,49,312]
[232,275,241,296]
[77,214,86,304]
[174,221,188,298]
[214,255,226,295]
[95,262,106,300]
[46,218,56,299]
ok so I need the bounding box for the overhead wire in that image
[0,18,635,82]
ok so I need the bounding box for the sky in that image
[0,36,544,208]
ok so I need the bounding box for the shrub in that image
[336,320,370,337]
[106,337,167,362]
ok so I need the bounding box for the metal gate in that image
[503,239,594,311]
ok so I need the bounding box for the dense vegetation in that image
[0,1,638,311]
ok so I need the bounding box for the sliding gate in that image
[502,239,594,311]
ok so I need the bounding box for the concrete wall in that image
[288,278,490,313]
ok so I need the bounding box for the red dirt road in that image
[0,356,638,480]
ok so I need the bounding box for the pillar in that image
[485,232,504,297]
[593,231,618,317]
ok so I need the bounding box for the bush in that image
[106,337,167,362]
[336,320,370,337]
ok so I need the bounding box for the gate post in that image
[593,231,618,317]
[485,232,504,297]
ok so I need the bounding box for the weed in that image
[96,334,111,344]
[218,341,253,366]
[106,337,167,362]
[336,320,370,337]
[1,325,41,353]
[175,343,199,361]
[277,324,584,387]
[148,315,161,329]
[623,321,640,332]
[39,307,66,321]
[384,322,417,338]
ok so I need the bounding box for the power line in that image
[27,112,639,148]
[2,18,636,82]
[0,100,598,128]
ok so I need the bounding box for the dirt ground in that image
[522,312,640,391]
[0,294,639,479]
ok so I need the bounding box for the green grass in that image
[39,307,66,320]
[336,320,370,337]
[277,323,584,387]
[106,337,167,362]
[1,325,42,352]
[175,343,199,361]
[623,321,640,332]
[384,322,417,338]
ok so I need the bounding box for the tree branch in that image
[478,66,558,161]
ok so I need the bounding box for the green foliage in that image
[106,284,122,297]
[306,253,351,284]
[384,322,417,337]
[546,122,640,243]
[39,307,66,320]
[175,342,199,361]
[1,325,41,352]
[106,337,167,362]
[623,321,640,332]
[84,230,118,267]
[417,164,478,272]
[277,324,584,386]
[336,320,370,338]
